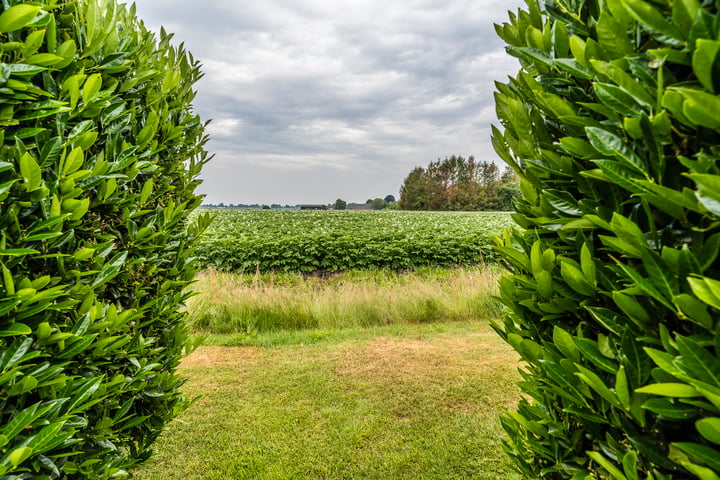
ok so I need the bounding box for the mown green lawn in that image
[134,321,521,480]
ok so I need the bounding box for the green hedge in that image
[0,0,209,477]
[494,0,720,478]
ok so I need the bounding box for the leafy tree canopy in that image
[398,155,518,211]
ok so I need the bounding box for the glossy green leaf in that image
[687,276,720,311]
[681,462,720,480]
[586,127,646,175]
[643,397,696,421]
[536,270,553,299]
[22,29,45,58]
[82,73,102,105]
[26,53,64,66]
[636,383,699,397]
[692,39,720,94]
[561,260,595,295]
[555,58,593,79]
[19,152,42,192]
[1,263,14,295]
[0,323,32,337]
[622,0,683,42]
[554,326,580,362]
[552,21,569,57]
[634,181,699,212]
[615,261,675,309]
[616,365,631,409]
[593,82,645,117]
[560,137,599,158]
[545,189,584,216]
[697,418,720,445]
[622,451,639,480]
[588,450,627,480]
[575,363,620,407]
[530,241,543,275]
[7,446,33,468]
[596,11,634,58]
[687,174,720,204]
[672,0,701,35]
[580,243,595,285]
[63,147,84,176]
[590,60,654,108]
[671,88,720,130]
[613,292,650,326]
[673,443,720,472]
[507,46,555,70]
[55,39,77,68]
[661,90,693,126]
[0,401,55,442]
[675,336,720,387]
[0,5,42,33]
[495,246,531,271]
[674,294,712,329]
[641,249,678,300]
[575,337,619,374]
[91,251,128,288]
[592,160,646,193]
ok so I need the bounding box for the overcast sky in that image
[130,0,524,205]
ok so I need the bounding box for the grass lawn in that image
[134,321,521,479]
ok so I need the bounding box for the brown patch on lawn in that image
[337,333,517,381]
[178,346,269,400]
[332,332,521,413]
[180,346,266,370]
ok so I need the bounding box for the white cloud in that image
[206,118,242,138]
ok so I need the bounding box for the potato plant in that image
[195,210,513,272]
[0,0,209,477]
[494,0,720,478]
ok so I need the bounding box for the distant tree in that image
[334,199,347,210]
[371,198,387,210]
[384,194,396,203]
[366,199,373,204]
[262,204,271,209]
[398,167,430,210]
[398,155,518,211]
[500,165,516,184]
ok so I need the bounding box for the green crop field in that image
[194,209,513,273]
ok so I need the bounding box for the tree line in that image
[398,155,519,211]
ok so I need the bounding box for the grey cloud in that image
[132,0,525,204]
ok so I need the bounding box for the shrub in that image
[493,0,720,478]
[0,0,209,477]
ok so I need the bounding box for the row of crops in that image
[193,209,514,272]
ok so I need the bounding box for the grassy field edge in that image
[186,267,505,337]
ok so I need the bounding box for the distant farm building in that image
[346,203,373,210]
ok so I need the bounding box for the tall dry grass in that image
[186,267,503,334]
